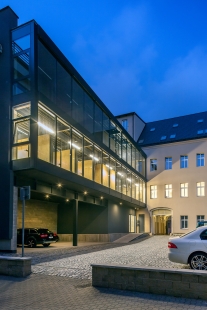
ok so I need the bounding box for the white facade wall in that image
[139,138,207,234]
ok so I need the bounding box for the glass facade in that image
[12,25,31,95]
[11,25,146,205]
[36,40,145,176]
[36,103,145,202]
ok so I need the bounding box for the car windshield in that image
[179,229,196,238]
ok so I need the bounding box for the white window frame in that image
[180,155,188,168]
[150,159,157,171]
[197,153,205,167]
[197,215,205,225]
[150,185,157,199]
[165,184,172,198]
[181,216,188,229]
[180,183,188,197]
[197,182,205,197]
[165,157,172,170]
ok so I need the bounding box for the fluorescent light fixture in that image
[89,154,99,161]
[106,164,113,170]
[17,128,28,135]
[38,122,54,134]
[127,178,131,182]
[117,172,123,176]
[135,183,139,186]
[68,141,80,150]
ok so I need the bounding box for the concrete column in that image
[0,187,17,253]
[72,199,78,246]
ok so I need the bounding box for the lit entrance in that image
[152,209,172,235]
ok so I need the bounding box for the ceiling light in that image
[38,122,54,134]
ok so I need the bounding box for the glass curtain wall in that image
[12,25,31,95]
[37,41,145,177]
[35,103,146,203]
[12,102,31,160]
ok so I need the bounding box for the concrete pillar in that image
[0,187,18,253]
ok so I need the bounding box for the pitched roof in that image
[138,111,207,147]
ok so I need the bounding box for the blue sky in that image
[2,0,207,121]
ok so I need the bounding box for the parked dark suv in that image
[17,228,59,248]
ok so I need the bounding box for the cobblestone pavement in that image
[1,236,189,279]
[31,236,189,279]
[0,273,207,310]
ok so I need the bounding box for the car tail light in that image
[53,233,57,236]
[168,242,177,248]
[40,234,48,238]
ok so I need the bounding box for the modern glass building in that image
[0,6,146,252]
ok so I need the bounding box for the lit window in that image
[197,153,205,167]
[122,119,128,131]
[160,136,166,140]
[181,216,188,229]
[180,183,188,197]
[180,155,188,168]
[170,134,176,139]
[197,130,204,134]
[197,119,203,123]
[197,182,205,197]
[150,159,157,171]
[150,185,157,199]
[165,184,172,198]
[150,128,155,132]
[173,124,178,127]
[165,157,172,170]
[13,102,31,119]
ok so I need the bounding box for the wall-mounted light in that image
[84,191,87,195]
[100,196,103,200]
[66,199,69,202]
[45,194,49,198]
[57,183,62,188]
[120,202,122,205]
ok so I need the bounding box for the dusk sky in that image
[2,0,207,122]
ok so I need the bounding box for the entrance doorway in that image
[139,214,145,233]
[152,209,172,235]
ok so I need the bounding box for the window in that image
[197,182,205,197]
[150,128,155,132]
[197,215,205,224]
[170,134,176,139]
[150,185,157,199]
[180,155,188,168]
[165,157,172,170]
[165,184,172,198]
[173,123,178,127]
[197,130,204,134]
[197,153,205,167]
[122,119,128,131]
[180,183,188,197]
[160,136,166,140]
[150,159,157,171]
[197,119,203,123]
[181,216,188,229]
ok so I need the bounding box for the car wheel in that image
[27,238,36,248]
[43,243,50,247]
[189,252,207,270]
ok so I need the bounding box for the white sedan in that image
[168,226,207,270]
